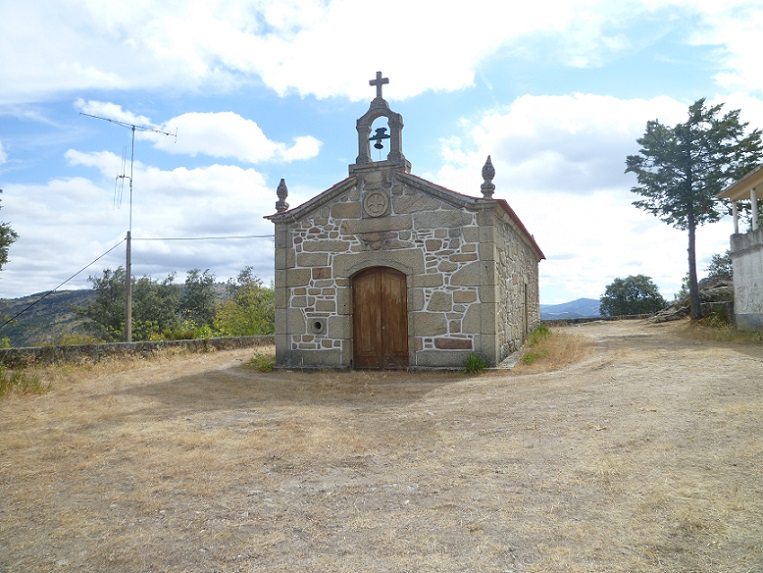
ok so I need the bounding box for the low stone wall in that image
[0,336,274,369]
[542,315,650,326]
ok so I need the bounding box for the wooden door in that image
[352,267,408,369]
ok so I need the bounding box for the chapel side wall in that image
[272,171,505,369]
[494,210,541,360]
[731,228,763,330]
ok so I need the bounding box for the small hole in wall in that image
[310,319,326,334]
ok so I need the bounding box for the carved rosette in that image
[363,191,390,218]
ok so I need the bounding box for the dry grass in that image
[511,326,595,374]
[1,326,762,573]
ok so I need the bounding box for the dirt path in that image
[1,320,761,572]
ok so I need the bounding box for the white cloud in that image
[72,103,322,165]
[434,93,688,196]
[145,111,322,163]
[684,1,763,95]
[4,0,759,102]
[0,158,285,297]
[0,140,7,164]
[65,149,126,178]
[75,99,153,127]
[431,92,738,303]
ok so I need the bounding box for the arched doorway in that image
[352,266,408,369]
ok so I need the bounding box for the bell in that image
[369,126,390,150]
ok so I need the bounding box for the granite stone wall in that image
[272,167,540,368]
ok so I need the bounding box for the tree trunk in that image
[687,213,701,320]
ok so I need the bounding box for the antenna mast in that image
[81,112,176,342]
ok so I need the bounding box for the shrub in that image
[0,366,50,399]
[38,332,104,346]
[521,324,553,366]
[246,353,275,372]
[527,323,551,346]
[462,353,488,374]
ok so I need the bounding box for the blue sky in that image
[2,0,763,304]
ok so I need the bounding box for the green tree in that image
[674,273,690,302]
[77,267,127,340]
[214,266,274,336]
[599,275,667,317]
[706,250,733,281]
[0,190,18,271]
[625,99,763,319]
[78,267,181,341]
[132,273,181,339]
[181,268,216,328]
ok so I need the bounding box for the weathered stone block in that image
[315,299,336,313]
[411,274,443,288]
[461,227,480,243]
[328,315,351,339]
[331,202,361,219]
[453,290,477,303]
[303,239,351,253]
[297,349,344,367]
[286,268,311,287]
[450,253,478,263]
[341,215,413,235]
[312,267,332,280]
[427,291,452,312]
[413,210,474,230]
[414,349,472,368]
[450,262,481,286]
[434,337,472,350]
[411,312,448,335]
[409,289,425,311]
[274,287,288,308]
[291,295,307,308]
[392,194,443,214]
[333,249,426,278]
[479,242,497,261]
[286,308,306,334]
[296,252,329,267]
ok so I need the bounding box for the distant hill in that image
[0,290,95,347]
[2,291,601,347]
[541,298,601,320]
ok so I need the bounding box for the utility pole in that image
[81,112,176,342]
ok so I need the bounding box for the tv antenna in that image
[81,112,177,342]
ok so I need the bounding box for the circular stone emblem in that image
[363,191,389,218]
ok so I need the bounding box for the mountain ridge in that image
[540,297,601,320]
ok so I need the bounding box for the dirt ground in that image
[1,320,762,573]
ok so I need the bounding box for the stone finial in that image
[481,155,496,198]
[275,178,289,213]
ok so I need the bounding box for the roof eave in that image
[717,165,763,201]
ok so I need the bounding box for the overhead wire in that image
[0,239,126,333]
[1,233,275,335]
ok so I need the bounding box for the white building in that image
[717,166,763,330]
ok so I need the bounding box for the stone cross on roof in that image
[369,71,389,99]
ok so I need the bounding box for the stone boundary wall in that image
[0,336,274,369]
[542,315,650,326]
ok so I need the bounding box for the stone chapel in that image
[266,72,544,369]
